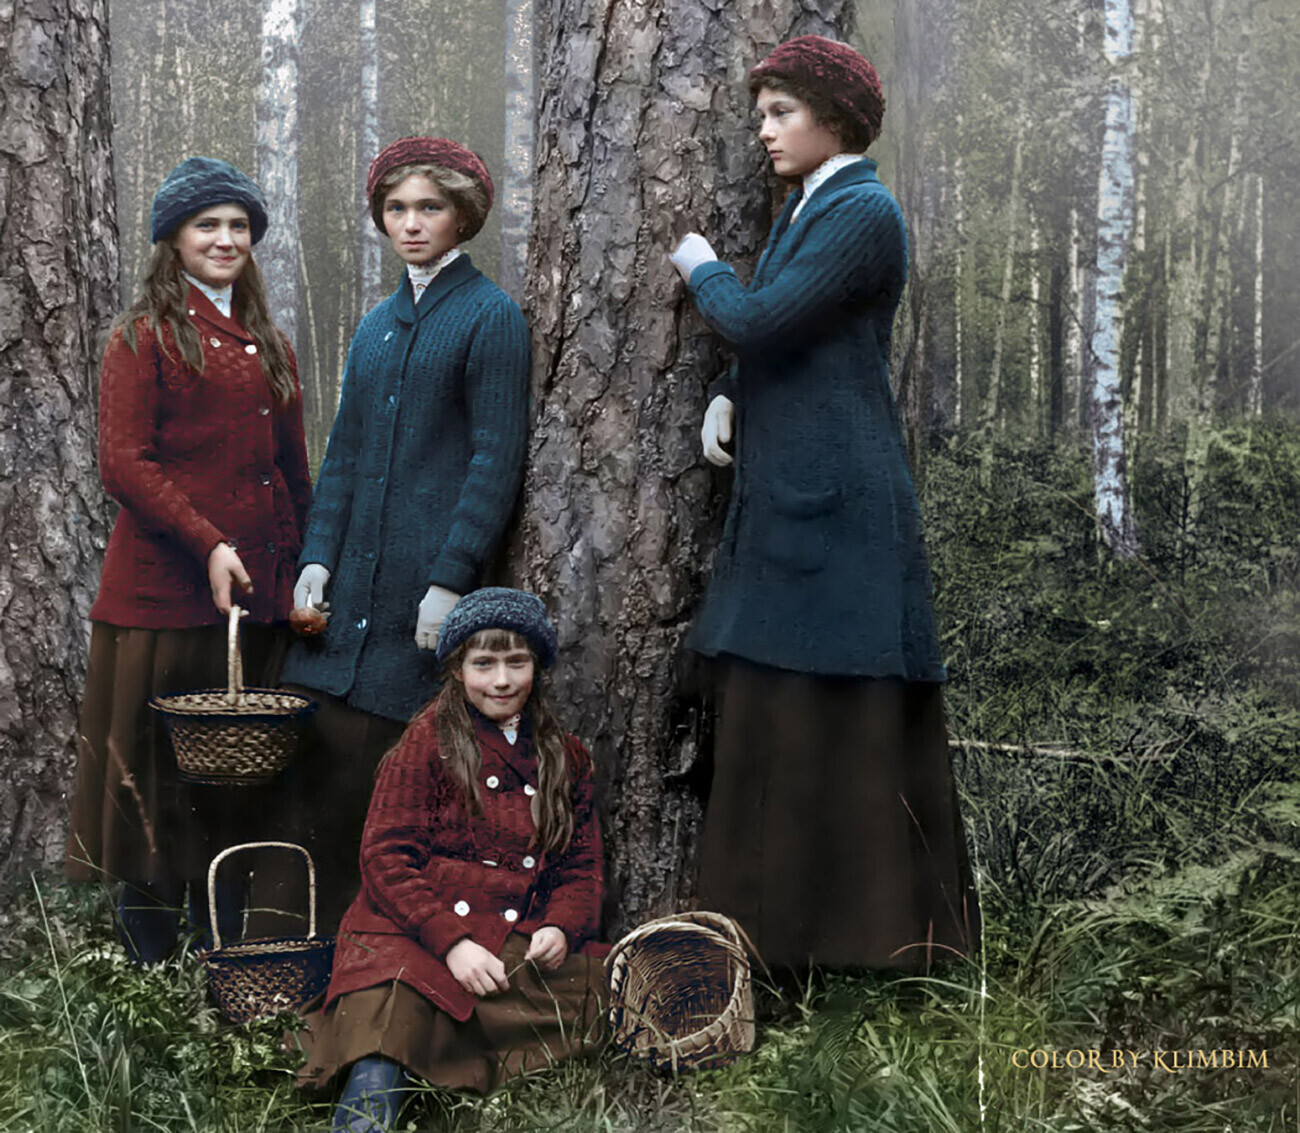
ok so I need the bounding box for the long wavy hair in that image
[425,628,583,854]
[115,236,297,405]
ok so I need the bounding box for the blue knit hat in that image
[150,157,269,244]
[436,588,559,670]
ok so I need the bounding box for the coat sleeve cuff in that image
[418,912,472,959]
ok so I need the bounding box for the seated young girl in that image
[298,588,606,1132]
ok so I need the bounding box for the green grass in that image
[4,423,1300,1131]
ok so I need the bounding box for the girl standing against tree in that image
[668,36,979,972]
[65,157,312,964]
[277,138,530,933]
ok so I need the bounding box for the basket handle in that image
[225,605,246,704]
[206,840,317,951]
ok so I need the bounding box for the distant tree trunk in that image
[1089,0,1139,557]
[514,0,851,932]
[1248,173,1263,415]
[256,0,301,348]
[981,106,1024,440]
[0,0,117,882]
[953,137,966,428]
[1028,216,1042,435]
[500,0,535,301]
[358,0,384,317]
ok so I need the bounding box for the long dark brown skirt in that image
[697,660,980,971]
[65,621,290,885]
[296,934,607,1094]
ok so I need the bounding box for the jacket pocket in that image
[755,480,841,574]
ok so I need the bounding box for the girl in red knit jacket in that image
[298,588,606,1132]
[64,157,312,965]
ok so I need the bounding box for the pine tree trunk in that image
[513,0,851,932]
[0,0,117,883]
[256,0,301,348]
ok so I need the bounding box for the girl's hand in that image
[207,542,253,614]
[446,937,510,997]
[524,926,568,971]
[293,563,330,610]
[669,233,718,283]
[701,394,735,467]
[415,584,460,650]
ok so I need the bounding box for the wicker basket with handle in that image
[150,605,315,784]
[197,841,335,1024]
[605,910,762,1072]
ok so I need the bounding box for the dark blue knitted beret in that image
[150,156,269,244]
[436,588,559,669]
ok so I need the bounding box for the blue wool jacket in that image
[282,256,530,720]
[686,159,945,680]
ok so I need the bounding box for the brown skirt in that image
[65,621,291,885]
[296,934,607,1094]
[697,660,980,971]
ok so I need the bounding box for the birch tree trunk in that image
[981,110,1024,439]
[1248,173,1263,416]
[500,0,535,302]
[358,0,384,317]
[0,0,117,882]
[1089,0,1139,557]
[256,0,301,349]
[953,140,965,428]
[515,0,851,931]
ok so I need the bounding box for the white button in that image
[209,337,221,348]
[524,784,536,797]
[453,900,470,916]
[482,859,498,867]
[259,407,269,415]
[188,308,196,316]
[522,856,535,868]
[245,343,257,354]
[485,775,500,789]
[503,909,518,923]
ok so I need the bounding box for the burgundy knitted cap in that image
[749,35,885,146]
[365,136,495,231]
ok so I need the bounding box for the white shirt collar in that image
[183,273,233,318]
[408,248,461,299]
[792,153,866,222]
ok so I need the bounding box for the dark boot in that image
[117,879,185,965]
[332,1055,408,1133]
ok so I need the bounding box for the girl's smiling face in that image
[458,645,535,722]
[382,174,460,265]
[173,203,251,288]
[755,86,844,179]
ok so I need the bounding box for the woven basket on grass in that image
[605,910,760,1071]
[198,841,334,1024]
[150,605,315,784]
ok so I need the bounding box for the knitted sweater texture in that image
[686,159,945,680]
[91,286,312,628]
[325,706,603,1022]
[281,256,530,720]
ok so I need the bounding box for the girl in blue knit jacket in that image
[271,137,531,935]
[668,37,979,974]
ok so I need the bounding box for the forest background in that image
[2,0,1300,1129]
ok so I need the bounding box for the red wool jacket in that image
[91,286,312,628]
[325,706,605,1022]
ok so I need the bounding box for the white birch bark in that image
[1029,218,1042,435]
[501,0,536,301]
[256,0,301,348]
[953,137,965,427]
[1248,173,1264,415]
[1090,0,1139,556]
[358,0,384,316]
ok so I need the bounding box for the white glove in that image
[670,233,718,283]
[701,395,735,467]
[415,584,461,651]
[293,563,330,609]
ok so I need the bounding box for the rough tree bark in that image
[256,0,301,348]
[515,0,851,933]
[0,0,117,883]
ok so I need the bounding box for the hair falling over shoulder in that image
[427,629,584,855]
[114,240,298,405]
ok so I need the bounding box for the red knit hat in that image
[749,35,885,147]
[365,136,495,233]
